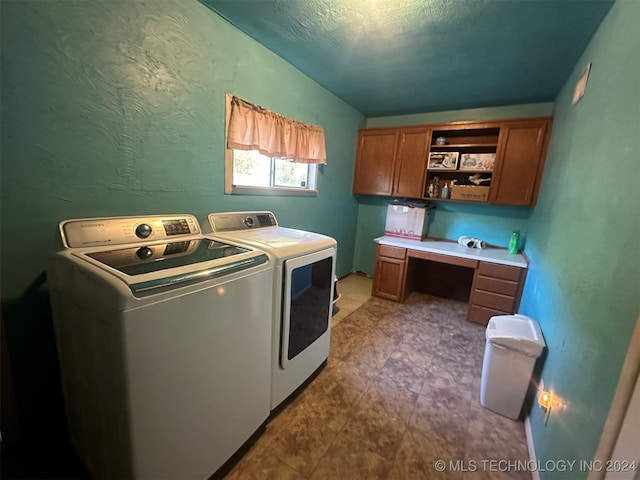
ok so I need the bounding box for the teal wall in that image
[0,1,364,300]
[519,1,640,476]
[0,0,363,449]
[353,103,554,275]
[3,0,637,471]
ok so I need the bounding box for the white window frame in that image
[224,94,318,197]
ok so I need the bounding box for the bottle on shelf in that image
[433,177,440,198]
[441,182,450,199]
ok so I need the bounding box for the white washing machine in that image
[48,214,273,479]
[203,211,337,410]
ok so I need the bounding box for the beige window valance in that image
[227,95,327,164]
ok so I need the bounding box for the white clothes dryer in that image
[48,214,272,479]
[203,211,337,411]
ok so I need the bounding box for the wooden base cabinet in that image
[372,245,408,301]
[373,241,528,326]
[468,262,527,326]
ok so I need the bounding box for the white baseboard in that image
[525,415,540,480]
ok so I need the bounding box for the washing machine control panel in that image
[61,215,201,248]
[135,224,153,239]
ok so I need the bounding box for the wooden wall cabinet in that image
[372,244,408,301]
[353,117,552,207]
[353,127,430,198]
[393,127,431,198]
[467,262,527,326]
[489,120,551,206]
[353,129,398,196]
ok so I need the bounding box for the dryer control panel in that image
[60,215,201,248]
[207,211,278,233]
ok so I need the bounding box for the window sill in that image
[227,185,318,197]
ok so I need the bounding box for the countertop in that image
[375,236,529,268]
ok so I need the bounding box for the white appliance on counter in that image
[203,211,337,410]
[48,215,273,479]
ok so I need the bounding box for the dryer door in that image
[281,248,335,367]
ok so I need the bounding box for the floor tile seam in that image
[403,426,468,462]
[399,371,428,435]
[238,430,307,479]
[376,357,429,392]
[406,425,467,460]
[390,346,437,375]
[280,423,342,480]
[352,378,418,425]
[382,423,421,480]
[403,328,448,399]
[266,450,311,480]
[330,357,371,422]
[460,384,480,463]
[275,451,312,479]
[302,424,348,480]
[339,317,388,344]
[369,340,404,371]
[436,335,478,352]
[337,408,411,459]
[313,431,403,480]
[352,347,409,418]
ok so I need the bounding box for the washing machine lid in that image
[57,214,271,297]
[76,238,268,296]
[83,239,250,275]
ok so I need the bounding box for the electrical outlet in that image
[537,378,554,425]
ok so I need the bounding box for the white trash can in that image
[480,314,546,419]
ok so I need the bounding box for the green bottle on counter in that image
[508,230,520,254]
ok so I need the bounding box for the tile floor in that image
[225,273,531,479]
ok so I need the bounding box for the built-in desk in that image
[372,236,529,325]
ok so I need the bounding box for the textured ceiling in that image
[202,0,613,117]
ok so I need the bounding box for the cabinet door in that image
[490,120,551,206]
[353,129,399,195]
[393,128,430,198]
[373,256,406,301]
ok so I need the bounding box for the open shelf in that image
[430,143,497,151]
[425,124,501,203]
[431,127,500,148]
[425,169,492,202]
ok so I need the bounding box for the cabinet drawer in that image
[473,290,515,312]
[468,305,509,326]
[408,249,478,269]
[475,275,519,296]
[478,262,522,281]
[378,245,406,260]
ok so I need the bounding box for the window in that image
[230,149,317,195]
[224,94,325,196]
